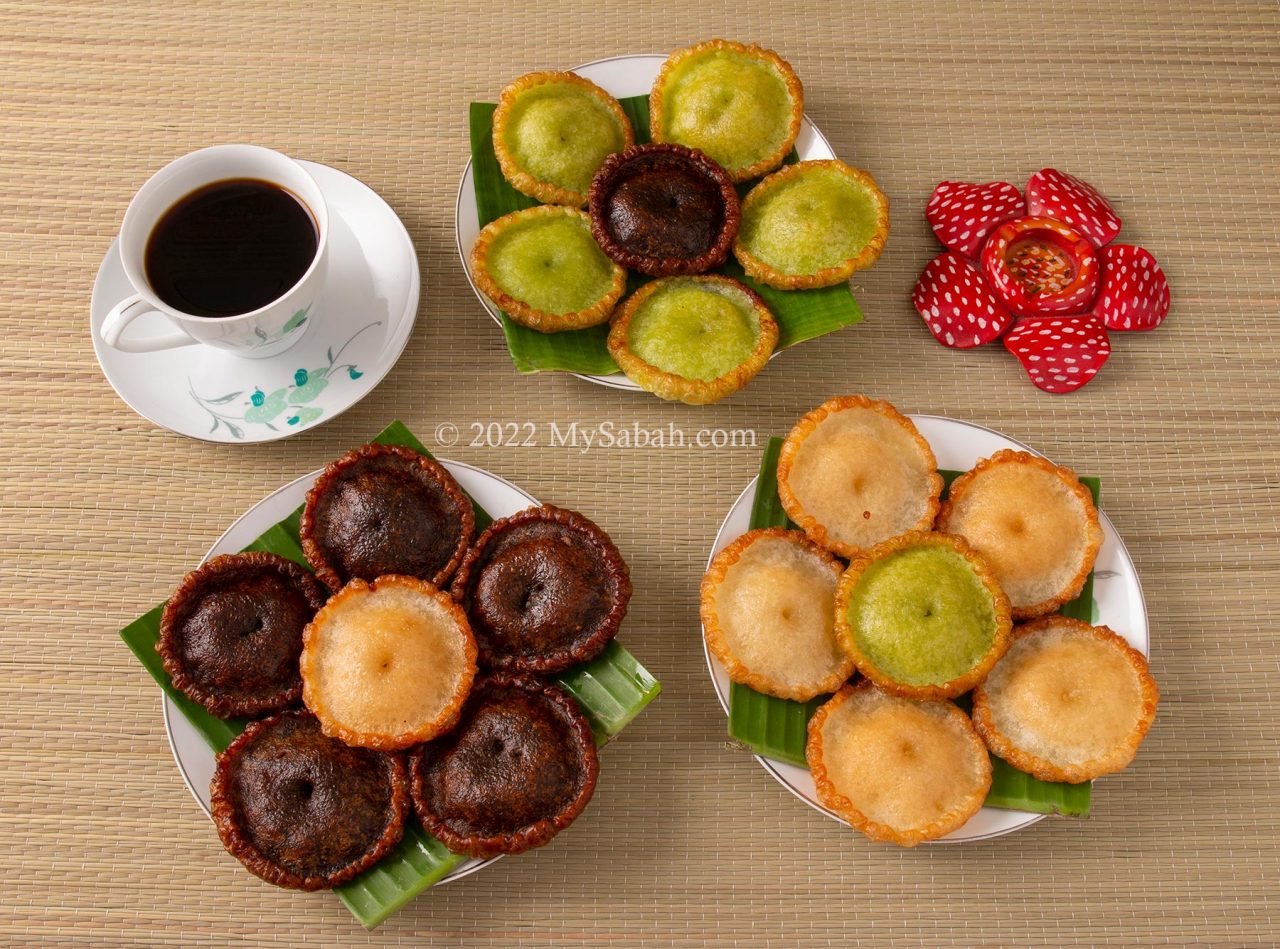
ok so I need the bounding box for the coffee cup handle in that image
[99,293,199,353]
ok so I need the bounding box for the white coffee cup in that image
[98,145,329,359]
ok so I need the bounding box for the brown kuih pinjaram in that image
[300,443,475,593]
[450,505,631,674]
[409,674,599,858]
[157,552,327,719]
[589,143,740,276]
[211,710,408,890]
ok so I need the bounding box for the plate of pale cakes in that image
[702,395,1156,846]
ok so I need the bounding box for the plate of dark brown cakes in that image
[121,423,659,927]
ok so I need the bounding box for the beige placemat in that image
[2,0,1278,945]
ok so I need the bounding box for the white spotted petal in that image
[925,180,1024,258]
[1003,315,1112,393]
[913,251,1014,349]
[1026,168,1122,247]
[1093,244,1170,331]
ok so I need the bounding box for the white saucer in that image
[703,416,1150,843]
[455,53,837,392]
[91,161,420,443]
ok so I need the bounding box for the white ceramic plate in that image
[163,459,539,885]
[91,161,420,443]
[455,53,837,391]
[702,415,1150,843]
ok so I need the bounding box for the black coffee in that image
[144,178,317,318]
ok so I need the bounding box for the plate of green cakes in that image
[457,43,886,402]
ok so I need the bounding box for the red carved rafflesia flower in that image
[913,168,1169,393]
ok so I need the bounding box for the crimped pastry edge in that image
[806,680,991,847]
[937,449,1103,620]
[470,205,627,332]
[492,70,634,207]
[971,615,1159,783]
[649,38,804,183]
[158,551,326,719]
[733,159,890,289]
[449,504,631,674]
[300,574,478,751]
[211,709,409,890]
[299,442,475,593]
[587,142,741,277]
[409,673,600,858]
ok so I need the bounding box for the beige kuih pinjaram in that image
[777,395,943,559]
[937,449,1103,619]
[301,575,478,751]
[701,527,852,701]
[972,616,1159,783]
[807,680,992,847]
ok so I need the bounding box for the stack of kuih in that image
[702,395,1159,846]
[157,442,631,889]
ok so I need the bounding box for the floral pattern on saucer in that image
[189,320,380,439]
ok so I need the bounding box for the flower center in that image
[1005,236,1076,295]
[980,216,1100,317]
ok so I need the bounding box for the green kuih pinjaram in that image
[626,278,762,381]
[500,81,630,198]
[738,164,886,276]
[487,212,619,316]
[845,543,999,686]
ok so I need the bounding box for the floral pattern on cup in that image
[189,320,378,439]
[244,304,312,351]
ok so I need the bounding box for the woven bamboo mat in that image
[2,0,1278,945]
